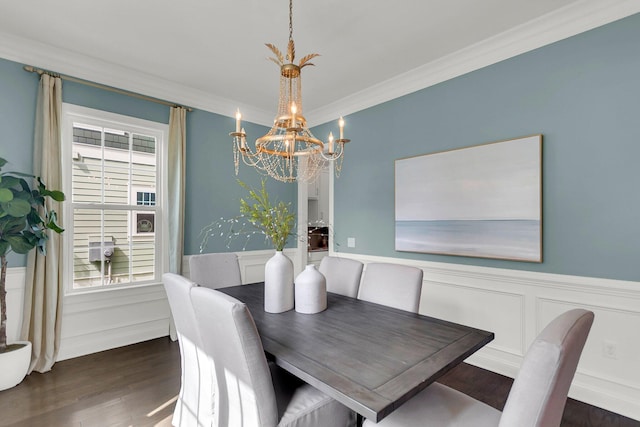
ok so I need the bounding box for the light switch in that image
[347,237,356,248]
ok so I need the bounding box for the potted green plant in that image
[0,157,65,390]
[237,179,295,251]
[199,179,296,252]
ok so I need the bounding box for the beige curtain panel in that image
[21,73,64,373]
[168,106,186,275]
[167,106,187,341]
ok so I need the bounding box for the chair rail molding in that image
[330,251,640,422]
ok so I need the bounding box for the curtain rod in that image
[23,65,193,112]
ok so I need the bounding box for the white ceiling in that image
[0,0,638,126]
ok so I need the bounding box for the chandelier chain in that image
[289,0,293,42]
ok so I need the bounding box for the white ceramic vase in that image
[0,341,31,391]
[264,251,294,313]
[294,264,327,314]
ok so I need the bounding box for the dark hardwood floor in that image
[0,338,637,427]
[0,338,180,427]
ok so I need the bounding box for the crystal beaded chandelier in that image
[230,0,350,183]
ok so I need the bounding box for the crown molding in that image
[307,0,640,126]
[0,31,274,126]
[1,0,638,128]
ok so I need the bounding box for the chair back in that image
[318,256,364,298]
[357,263,423,313]
[189,252,242,289]
[499,309,594,427]
[162,273,213,426]
[190,286,279,427]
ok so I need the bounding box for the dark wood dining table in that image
[219,282,494,423]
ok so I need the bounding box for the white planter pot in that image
[0,341,31,391]
[264,251,294,313]
[295,264,327,314]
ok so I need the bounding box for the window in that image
[132,188,156,236]
[62,104,168,291]
[135,191,156,206]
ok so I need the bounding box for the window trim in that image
[61,103,169,295]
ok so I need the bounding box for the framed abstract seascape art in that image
[395,135,542,262]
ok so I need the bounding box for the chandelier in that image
[230,0,350,183]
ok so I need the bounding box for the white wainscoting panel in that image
[58,284,171,361]
[5,267,26,343]
[422,280,525,358]
[5,267,172,362]
[330,252,640,421]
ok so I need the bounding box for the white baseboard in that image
[57,318,168,361]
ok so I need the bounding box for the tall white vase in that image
[295,264,327,314]
[264,251,294,313]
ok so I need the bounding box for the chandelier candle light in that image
[231,0,350,183]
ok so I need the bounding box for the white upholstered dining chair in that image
[162,273,214,427]
[357,263,423,313]
[190,285,356,427]
[363,309,594,427]
[318,256,364,298]
[188,252,242,289]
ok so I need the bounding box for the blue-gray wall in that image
[314,13,640,282]
[2,13,639,281]
[0,59,38,268]
[0,58,297,267]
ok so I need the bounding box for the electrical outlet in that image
[603,340,618,359]
[347,237,356,248]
